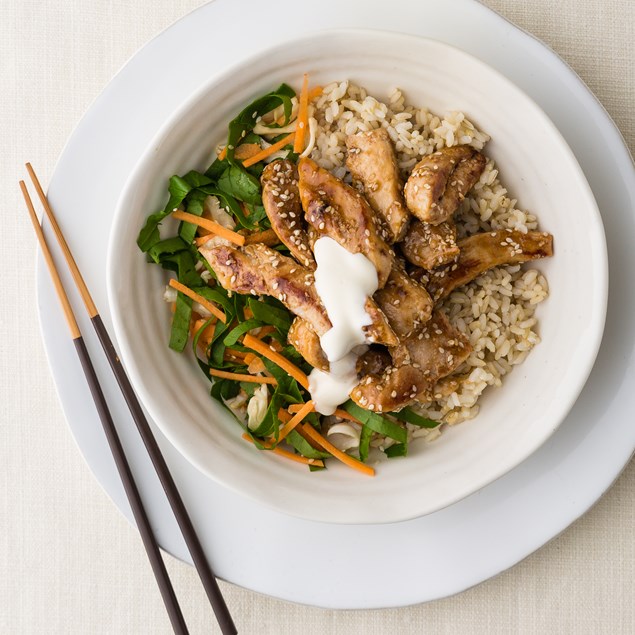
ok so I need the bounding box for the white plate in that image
[106,30,606,524]
[37,0,635,608]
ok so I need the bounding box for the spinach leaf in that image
[137,175,193,252]
[286,430,330,460]
[247,298,292,332]
[147,237,189,264]
[217,165,262,205]
[181,170,213,188]
[210,377,240,403]
[160,249,203,287]
[179,189,208,244]
[222,319,265,347]
[169,293,192,352]
[343,401,408,444]
[389,407,440,429]
[358,424,372,462]
[384,443,408,458]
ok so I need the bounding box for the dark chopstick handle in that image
[73,337,189,635]
[91,316,237,635]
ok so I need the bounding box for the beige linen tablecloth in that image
[1,1,633,633]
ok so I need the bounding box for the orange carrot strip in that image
[194,233,214,247]
[192,317,217,341]
[277,401,315,442]
[253,325,276,339]
[301,423,375,477]
[277,408,293,424]
[244,228,279,246]
[242,334,309,389]
[172,210,245,246]
[308,85,323,101]
[293,73,310,153]
[209,368,277,385]
[218,146,227,160]
[234,144,261,161]
[241,433,324,467]
[225,347,248,360]
[168,279,227,323]
[333,409,363,424]
[242,132,296,168]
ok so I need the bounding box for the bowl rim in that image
[106,27,608,524]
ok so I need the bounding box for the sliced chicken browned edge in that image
[421,229,554,301]
[345,128,410,243]
[404,146,486,225]
[261,159,315,268]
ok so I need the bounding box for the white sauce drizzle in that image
[308,237,378,415]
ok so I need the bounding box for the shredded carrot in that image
[241,433,324,467]
[239,201,251,218]
[244,228,279,246]
[170,302,176,314]
[234,143,261,161]
[194,234,214,247]
[293,73,310,153]
[168,279,227,323]
[225,347,248,360]
[218,146,227,160]
[209,368,277,385]
[242,334,309,389]
[253,325,276,339]
[308,85,323,101]
[277,408,292,424]
[334,409,362,424]
[277,401,315,442]
[192,318,217,351]
[301,423,375,477]
[172,210,245,246]
[242,132,296,168]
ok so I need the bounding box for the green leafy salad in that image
[136,79,439,476]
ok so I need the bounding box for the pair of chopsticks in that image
[21,166,237,635]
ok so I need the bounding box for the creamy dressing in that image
[308,237,379,415]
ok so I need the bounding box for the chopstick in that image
[23,166,237,635]
[20,181,189,635]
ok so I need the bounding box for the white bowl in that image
[107,30,607,524]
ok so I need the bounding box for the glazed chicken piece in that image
[356,347,392,377]
[363,298,399,347]
[287,318,328,371]
[391,311,471,380]
[401,219,460,270]
[345,128,410,243]
[350,311,472,412]
[374,266,433,339]
[201,243,397,347]
[261,160,315,268]
[422,229,554,301]
[201,243,331,335]
[297,157,394,288]
[404,146,486,225]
